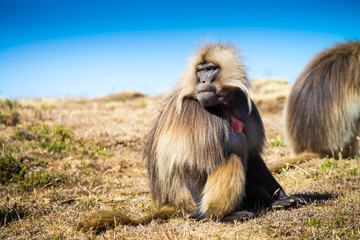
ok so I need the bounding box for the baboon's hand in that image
[271,195,306,210]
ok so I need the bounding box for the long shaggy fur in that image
[284,40,360,157]
[144,95,231,213]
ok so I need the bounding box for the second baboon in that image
[280,40,360,168]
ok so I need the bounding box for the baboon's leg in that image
[199,154,246,218]
[247,155,306,209]
[247,155,285,197]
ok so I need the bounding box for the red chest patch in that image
[223,101,245,134]
[230,115,244,134]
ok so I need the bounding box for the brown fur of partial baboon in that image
[267,152,320,172]
[284,40,360,160]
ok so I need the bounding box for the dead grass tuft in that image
[0,99,20,126]
[95,91,146,103]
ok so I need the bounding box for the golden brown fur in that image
[284,40,360,161]
[77,206,178,232]
[200,154,246,217]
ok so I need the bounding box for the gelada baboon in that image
[78,43,304,231]
[268,40,360,172]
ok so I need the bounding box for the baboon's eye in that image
[197,67,204,74]
[196,63,218,74]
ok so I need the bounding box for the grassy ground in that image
[0,82,359,239]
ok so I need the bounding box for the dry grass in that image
[1,82,359,239]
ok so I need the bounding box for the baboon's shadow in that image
[294,192,335,204]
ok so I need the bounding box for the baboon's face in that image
[196,62,225,107]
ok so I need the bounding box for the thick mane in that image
[143,92,230,210]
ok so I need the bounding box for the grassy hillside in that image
[0,81,359,239]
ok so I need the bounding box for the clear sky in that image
[1,0,359,99]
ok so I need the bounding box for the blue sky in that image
[1,0,359,99]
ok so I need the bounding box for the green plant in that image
[13,124,113,160]
[13,124,74,154]
[0,153,25,183]
[348,167,358,175]
[17,170,52,191]
[140,203,157,212]
[321,159,338,171]
[268,137,286,147]
[307,219,320,227]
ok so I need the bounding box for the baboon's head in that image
[176,44,251,111]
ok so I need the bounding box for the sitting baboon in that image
[78,43,304,231]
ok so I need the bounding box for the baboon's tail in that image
[268,152,319,172]
[77,205,177,232]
